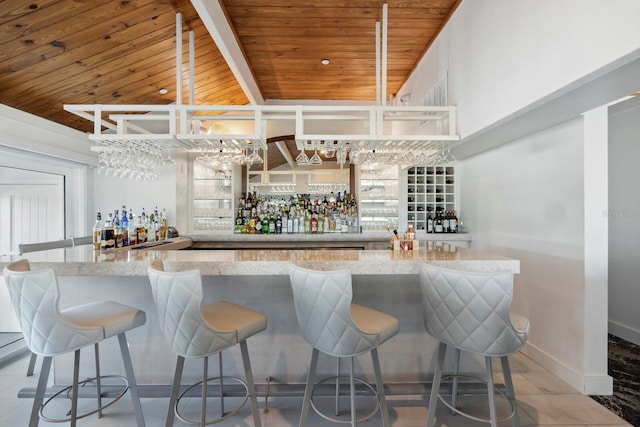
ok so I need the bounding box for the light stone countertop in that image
[0,242,518,276]
[185,231,472,242]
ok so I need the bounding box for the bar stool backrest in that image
[419,262,528,357]
[3,259,103,356]
[147,260,236,358]
[288,264,378,357]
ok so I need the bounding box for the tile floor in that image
[0,350,630,427]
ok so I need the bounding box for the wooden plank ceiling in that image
[0,0,459,167]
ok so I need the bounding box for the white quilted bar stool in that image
[418,262,530,427]
[3,259,146,427]
[288,264,399,427]
[146,260,266,427]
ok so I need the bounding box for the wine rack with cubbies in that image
[406,165,455,231]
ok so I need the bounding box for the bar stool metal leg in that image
[426,342,447,427]
[300,348,319,427]
[485,356,497,427]
[371,348,390,427]
[30,356,52,427]
[201,356,208,427]
[450,347,460,414]
[501,356,520,427]
[70,350,81,427]
[117,333,145,427]
[167,356,185,427]
[349,357,356,427]
[240,340,262,427]
[27,352,38,377]
[218,352,225,417]
[95,343,103,418]
[335,358,341,416]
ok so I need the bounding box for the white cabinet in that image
[359,164,399,231]
[405,165,456,231]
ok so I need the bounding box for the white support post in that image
[176,13,182,106]
[189,31,195,106]
[94,105,102,136]
[375,22,381,107]
[382,4,388,107]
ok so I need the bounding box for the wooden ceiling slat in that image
[239,36,431,47]
[232,17,444,29]
[0,0,165,62]
[222,0,457,8]
[225,6,451,19]
[233,22,442,36]
[0,0,459,131]
[0,0,115,44]
[0,14,215,103]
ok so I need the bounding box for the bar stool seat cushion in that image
[202,300,268,343]
[62,300,147,340]
[350,303,399,345]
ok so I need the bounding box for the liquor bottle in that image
[92,209,102,250]
[310,212,318,234]
[120,206,129,246]
[128,211,138,246]
[101,212,115,250]
[234,209,243,234]
[443,211,450,233]
[153,207,160,241]
[160,209,169,240]
[147,209,156,242]
[255,216,262,234]
[292,213,299,234]
[450,210,459,233]
[276,215,282,234]
[434,212,444,233]
[427,211,434,233]
[137,211,148,243]
[268,214,276,234]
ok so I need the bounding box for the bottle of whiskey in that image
[101,212,116,250]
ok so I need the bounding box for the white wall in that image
[400,0,640,140]
[608,99,640,344]
[92,163,179,228]
[460,118,589,386]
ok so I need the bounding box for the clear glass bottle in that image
[92,209,102,250]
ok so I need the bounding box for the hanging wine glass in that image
[296,147,310,166]
[309,148,323,165]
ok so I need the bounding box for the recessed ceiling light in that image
[159,88,168,95]
[321,59,330,65]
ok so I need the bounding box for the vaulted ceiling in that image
[0,0,460,134]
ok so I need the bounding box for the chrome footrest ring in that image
[438,374,516,424]
[310,375,380,424]
[175,375,249,426]
[39,375,129,423]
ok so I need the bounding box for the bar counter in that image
[0,244,518,391]
[185,231,472,250]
